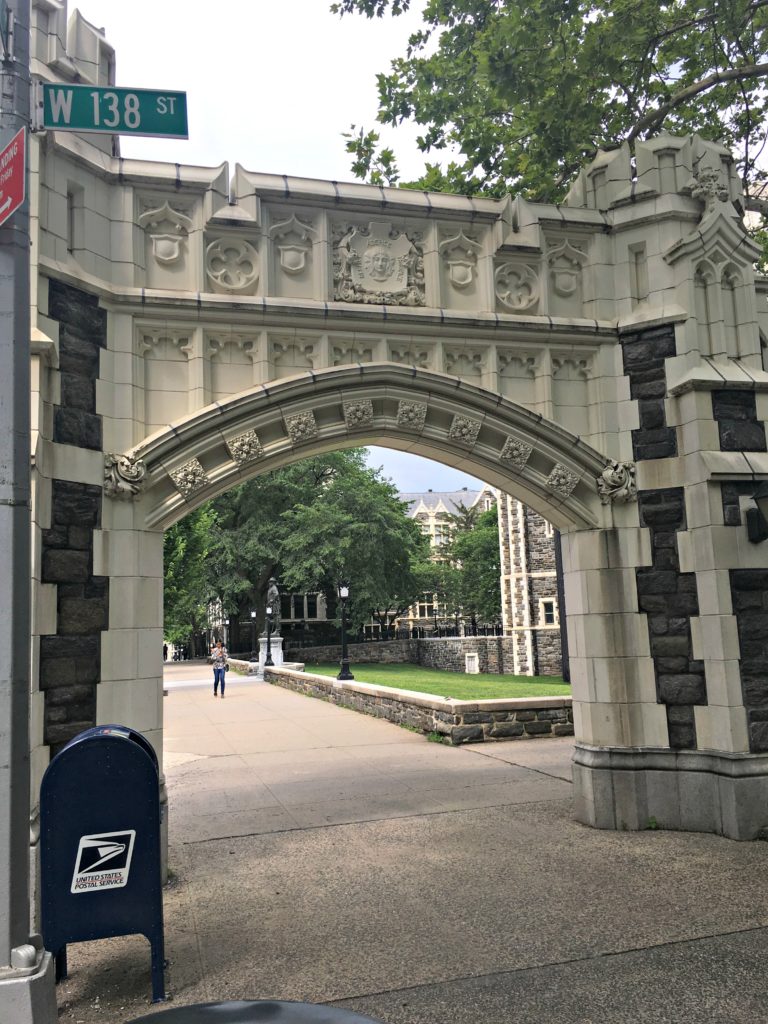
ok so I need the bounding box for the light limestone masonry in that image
[23,4,768,843]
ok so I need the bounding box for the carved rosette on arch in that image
[170,458,208,497]
[546,463,580,498]
[448,414,481,448]
[495,263,539,312]
[439,230,482,289]
[597,460,637,504]
[227,429,264,466]
[333,220,425,305]
[104,453,147,500]
[499,437,533,470]
[269,214,316,274]
[396,400,427,432]
[285,411,318,444]
[344,400,374,429]
[206,237,259,294]
[138,200,193,265]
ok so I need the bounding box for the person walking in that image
[211,639,228,698]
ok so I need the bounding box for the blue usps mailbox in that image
[40,724,166,1002]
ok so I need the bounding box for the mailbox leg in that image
[150,936,166,1003]
[55,946,67,982]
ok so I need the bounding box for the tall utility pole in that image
[0,1,57,1020]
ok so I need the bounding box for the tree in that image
[334,0,768,204]
[446,505,501,629]
[279,463,430,630]
[163,503,218,651]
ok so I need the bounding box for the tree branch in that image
[626,62,768,142]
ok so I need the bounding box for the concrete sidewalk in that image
[58,665,768,1023]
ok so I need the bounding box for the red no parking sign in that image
[0,126,25,228]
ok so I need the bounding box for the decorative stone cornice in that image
[170,458,208,497]
[597,461,637,504]
[285,411,318,444]
[104,453,147,500]
[227,429,264,465]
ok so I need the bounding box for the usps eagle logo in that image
[70,830,136,893]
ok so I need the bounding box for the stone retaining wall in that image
[264,666,573,745]
[284,636,563,677]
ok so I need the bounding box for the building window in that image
[306,594,318,619]
[292,594,304,619]
[540,599,557,626]
[543,519,554,539]
[434,524,450,546]
[418,593,434,618]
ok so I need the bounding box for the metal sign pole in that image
[0,2,56,1019]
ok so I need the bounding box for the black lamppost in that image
[264,603,274,667]
[224,618,229,649]
[250,610,257,662]
[337,583,354,681]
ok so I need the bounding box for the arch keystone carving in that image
[170,458,208,497]
[227,429,264,465]
[104,453,147,500]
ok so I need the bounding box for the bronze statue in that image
[266,577,281,636]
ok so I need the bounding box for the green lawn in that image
[303,662,570,701]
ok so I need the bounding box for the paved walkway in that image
[58,664,768,1023]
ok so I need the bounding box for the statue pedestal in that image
[258,635,283,675]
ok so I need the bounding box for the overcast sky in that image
[71,0,483,493]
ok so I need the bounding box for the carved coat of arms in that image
[334,221,425,305]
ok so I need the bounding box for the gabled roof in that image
[399,487,495,517]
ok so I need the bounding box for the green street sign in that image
[41,84,188,139]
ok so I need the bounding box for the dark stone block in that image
[60,372,96,412]
[553,723,575,736]
[41,549,91,583]
[630,375,667,400]
[712,390,758,422]
[85,577,108,600]
[523,721,553,735]
[57,330,102,376]
[667,616,691,636]
[44,721,93,747]
[633,436,678,461]
[655,656,690,673]
[650,635,691,657]
[51,480,102,528]
[40,635,99,660]
[54,407,102,449]
[622,342,658,369]
[489,722,524,738]
[68,526,94,550]
[653,532,677,549]
[731,570,768,591]
[41,526,69,549]
[639,593,699,615]
[514,711,536,722]
[639,400,666,430]
[748,719,768,753]
[648,616,669,636]
[732,590,766,611]
[658,673,707,704]
[666,706,697,749]
[719,420,767,452]
[636,570,680,595]
[48,280,107,340]
[39,660,77,689]
[653,548,680,571]
[734,612,768,640]
[450,724,484,744]
[742,674,768,706]
[638,490,685,528]
[58,596,108,635]
[45,684,96,706]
